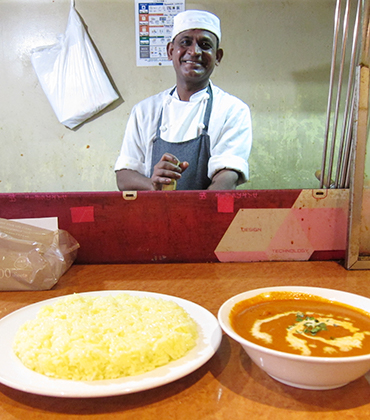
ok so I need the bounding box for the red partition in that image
[0,190,346,264]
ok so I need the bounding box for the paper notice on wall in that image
[135,0,185,67]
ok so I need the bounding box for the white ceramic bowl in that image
[218,286,370,390]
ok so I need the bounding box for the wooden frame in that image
[345,0,370,269]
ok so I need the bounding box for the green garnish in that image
[288,312,329,336]
[303,321,327,335]
[296,312,305,322]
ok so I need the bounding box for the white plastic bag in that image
[31,0,119,129]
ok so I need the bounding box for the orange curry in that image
[230,291,370,357]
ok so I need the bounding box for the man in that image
[115,10,252,191]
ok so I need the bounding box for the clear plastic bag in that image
[31,0,119,129]
[0,218,80,291]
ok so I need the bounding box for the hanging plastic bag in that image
[0,218,80,291]
[31,0,119,129]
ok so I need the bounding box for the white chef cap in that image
[171,10,221,42]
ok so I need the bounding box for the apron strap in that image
[202,84,213,131]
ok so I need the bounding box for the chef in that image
[115,9,252,191]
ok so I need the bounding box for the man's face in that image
[167,29,223,90]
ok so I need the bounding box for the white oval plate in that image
[0,290,222,398]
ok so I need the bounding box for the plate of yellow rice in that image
[0,291,222,398]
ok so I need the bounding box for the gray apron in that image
[151,85,213,190]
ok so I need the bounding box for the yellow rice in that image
[13,293,198,381]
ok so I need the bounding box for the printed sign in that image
[135,0,185,66]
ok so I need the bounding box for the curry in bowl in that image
[230,291,370,358]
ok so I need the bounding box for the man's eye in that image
[200,42,212,50]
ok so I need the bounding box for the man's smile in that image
[181,60,203,65]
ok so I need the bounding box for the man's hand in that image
[116,153,189,191]
[151,153,189,190]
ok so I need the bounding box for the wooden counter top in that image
[0,261,369,419]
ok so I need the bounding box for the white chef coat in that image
[114,82,252,182]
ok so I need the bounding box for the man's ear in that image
[166,42,174,60]
[216,48,224,65]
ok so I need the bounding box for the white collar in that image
[170,83,211,102]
